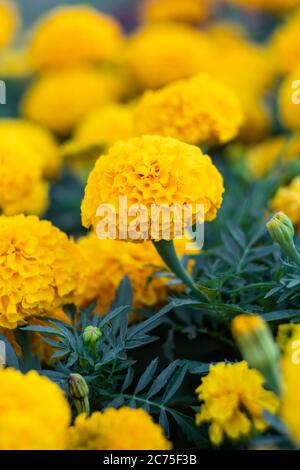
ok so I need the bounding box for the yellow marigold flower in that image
[277,323,300,351]
[270,177,300,228]
[75,233,191,317]
[245,135,300,178]
[67,407,171,450]
[0,138,49,216]
[195,361,279,445]
[0,119,61,179]
[281,331,300,444]
[140,0,212,24]
[208,23,275,96]
[0,0,19,50]
[28,5,123,70]
[21,66,125,135]
[0,215,79,329]
[278,65,300,132]
[0,368,71,450]
[271,9,300,74]
[227,0,300,12]
[81,135,224,240]
[134,74,243,145]
[63,103,135,158]
[123,23,216,89]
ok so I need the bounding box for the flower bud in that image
[266,212,300,265]
[232,314,281,393]
[83,326,102,347]
[68,373,90,415]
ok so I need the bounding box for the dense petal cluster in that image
[195,361,279,445]
[0,137,49,216]
[0,0,19,50]
[123,23,216,89]
[134,74,243,145]
[28,6,123,70]
[0,368,71,450]
[0,119,61,179]
[270,177,300,228]
[0,215,79,329]
[140,0,212,24]
[21,66,126,135]
[271,10,300,74]
[67,407,171,450]
[81,135,224,240]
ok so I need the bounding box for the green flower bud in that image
[266,212,300,265]
[68,373,90,415]
[83,326,102,346]
[232,314,281,394]
[83,325,102,359]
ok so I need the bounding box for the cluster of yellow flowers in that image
[0,368,170,450]
[2,0,300,452]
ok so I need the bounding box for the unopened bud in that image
[232,314,281,393]
[266,212,300,265]
[83,326,102,359]
[68,373,90,415]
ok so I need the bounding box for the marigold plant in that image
[140,0,212,24]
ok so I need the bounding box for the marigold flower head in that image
[281,331,300,444]
[134,74,243,145]
[270,177,300,228]
[75,233,190,318]
[0,368,71,449]
[278,66,300,132]
[140,0,212,24]
[0,138,49,216]
[21,66,126,135]
[67,407,171,450]
[226,0,300,12]
[195,361,279,445]
[0,0,19,50]
[81,135,224,241]
[63,103,135,158]
[271,9,300,74]
[0,215,79,329]
[0,119,61,179]
[28,5,123,70]
[123,23,216,89]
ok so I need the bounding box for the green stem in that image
[153,240,207,301]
